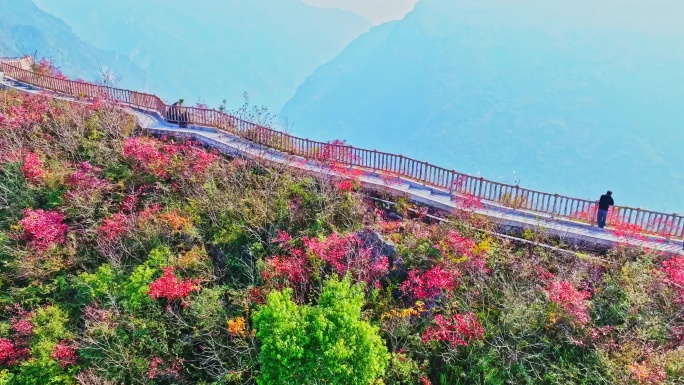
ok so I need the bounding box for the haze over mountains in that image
[31,0,371,110]
[282,0,684,211]
[0,0,147,89]
[3,0,683,212]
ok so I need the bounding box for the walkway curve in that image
[0,63,682,255]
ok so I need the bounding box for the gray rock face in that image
[356,229,396,261]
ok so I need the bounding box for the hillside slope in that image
[1,89,683,384]
[0,0,148,89]
[281,0,684,212]
[33,0,372,110]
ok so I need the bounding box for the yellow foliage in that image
[227,317,248,338]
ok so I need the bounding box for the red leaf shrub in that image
[123,137,170,178]
[546,280,592,326]
[662,255,684,302]
[65,162,110,191]
[21,152,46,184]
[50,340,77,367]
[97,213,131,243]
[147,356,183,380]
[123,137,219,179]
[304,233,389,285]
[33,58,67,80]
[400,266,458,301]
[0,339,17,365]
[263,254,310,284]
[148,267,200,303]
[422,313,484,347]
[0,92,53,129]
[18,208,68,251]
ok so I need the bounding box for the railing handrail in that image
[1,59,682,240]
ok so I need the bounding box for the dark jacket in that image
[598,194,614,210]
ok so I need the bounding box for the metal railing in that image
[2,60,682,240]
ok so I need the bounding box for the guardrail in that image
[2,60,682,240]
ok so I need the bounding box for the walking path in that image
[1,74,682,255]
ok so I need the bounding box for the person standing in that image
[597,191,614,228]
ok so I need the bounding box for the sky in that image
[302,0,418,25]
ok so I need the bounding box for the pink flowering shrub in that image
[51,340,77,367]
[148,267,200,304]
[400,266,458,301]
[17,208,68,251]
[422,313,484,347]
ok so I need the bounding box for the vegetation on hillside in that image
[0,89,683,385]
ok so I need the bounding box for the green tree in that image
[253,277,389,385]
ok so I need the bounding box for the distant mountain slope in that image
[33,0,371,110]
[0,0,147,89]
[281,0,684,212]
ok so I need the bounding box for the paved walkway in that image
[2,75,682,255]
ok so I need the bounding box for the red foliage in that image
[304,233,389,286]
[0,339,17,365]
[612,222,648,241]
[330,161,364,192]
[0,92,53,129]
[97,213,131,243]
[335,179,355,192]
[123,137,218,179]
[400,266,459,301]
[121,194,139,213]
[629,361,667,385]
[0,306,34,365]
[380,172,402,187]
[272,230,292,247]
[315,139,354,163]
[263,254,310,284]
[18,208,68,251]
[422,313,484,347]
[454,193,484,211]
[50,340,77,367]
[65,162,109,191]
[21,152,46,184]
[123,137,170,178]
[546,280,591,326]
[147,356,183,380]
[438,230,477,258]
[148,267,200,304]
[33,58,67,80]
[662,255,684,302]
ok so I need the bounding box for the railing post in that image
[513,185,520,209]
[372,150,377,172]
[399,155,404,176]
[448,170,456,196]
[421,162,428,186]
[551,194,558,218]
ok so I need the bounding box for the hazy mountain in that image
[282,0,684,212]
[33,0,371,110]
[0,0,147,89]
